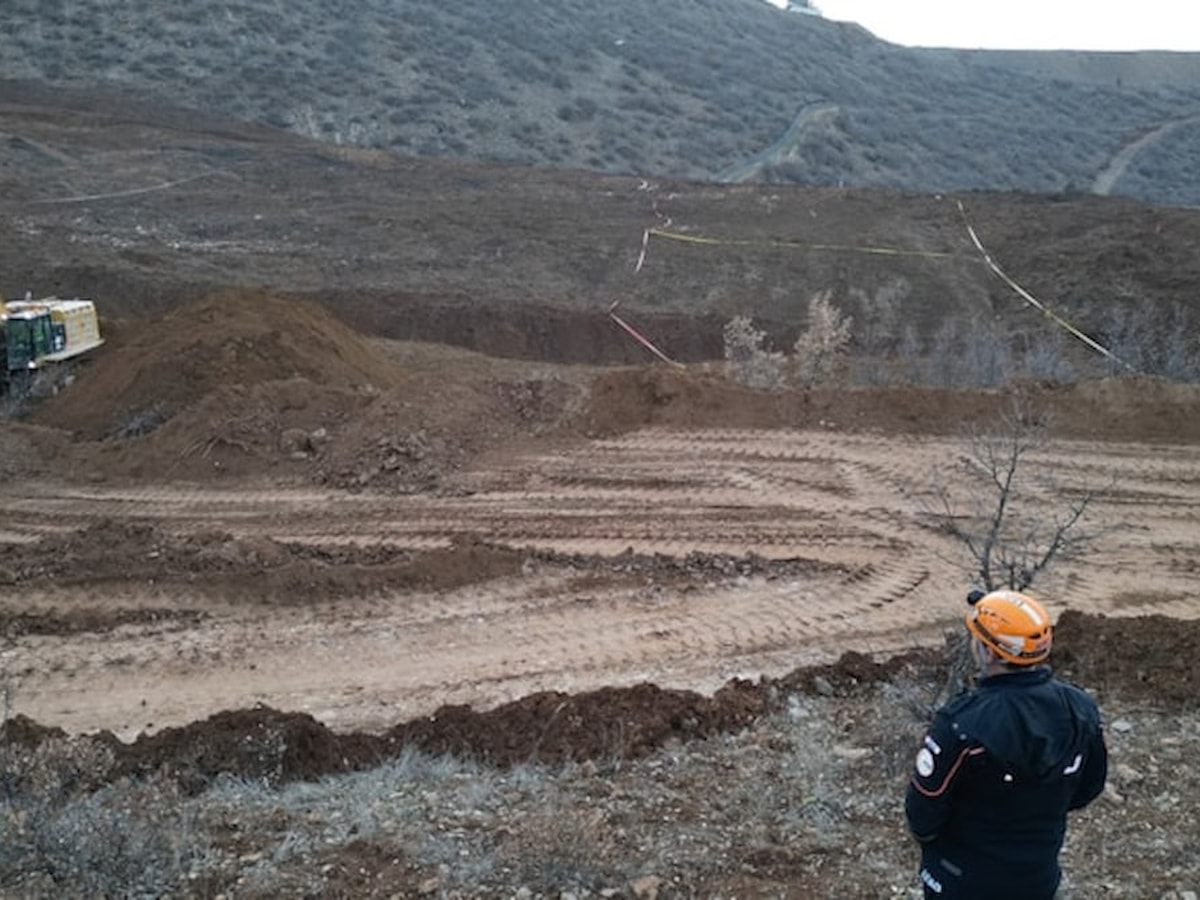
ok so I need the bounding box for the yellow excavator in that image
[1,292,104,397]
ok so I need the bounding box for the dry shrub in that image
[791,291,853,387]
[723,315,787,390]
[723,293,852,390]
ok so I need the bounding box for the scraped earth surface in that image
[6,417,1200,744]
[3,292,1200,742]
[2,291,1200,896]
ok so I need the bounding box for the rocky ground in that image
[1,614,1197,898]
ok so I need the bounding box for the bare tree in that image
[931,397,1097,592]
[921,396,1102,706]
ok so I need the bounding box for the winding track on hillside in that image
[2,427,1198,738]
[1092,113,1200,196]
[715,102,841,184]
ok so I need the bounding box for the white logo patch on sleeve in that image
[916,747,935,777]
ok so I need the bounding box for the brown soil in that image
[3,286,1199,772]
[2,83,1200,898]
[15,289,1200,493]
[3,614,1193,799]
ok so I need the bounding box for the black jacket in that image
[904,667,1107,899]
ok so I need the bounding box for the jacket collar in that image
[978,665,1053,690]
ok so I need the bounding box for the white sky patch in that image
[777,0,1200,52]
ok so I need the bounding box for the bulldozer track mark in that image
[7,426,1200,734]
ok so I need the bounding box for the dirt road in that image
[4,424,1197,740]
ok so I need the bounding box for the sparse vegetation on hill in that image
[4,82,1200,387]
[2,0,1200,203]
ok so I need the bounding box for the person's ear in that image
[970,637,994,665]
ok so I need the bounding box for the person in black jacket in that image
[905,589,1108,899]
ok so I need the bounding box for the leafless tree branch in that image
[928,395,1099,593]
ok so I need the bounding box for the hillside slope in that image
[3,80,1199,383]
[2,0,1199,204]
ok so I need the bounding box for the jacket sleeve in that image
[904,711,982,842]
[1068,721,1108,811]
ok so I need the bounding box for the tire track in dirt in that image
[1010,440,1200,612]
[3,428,1200,734]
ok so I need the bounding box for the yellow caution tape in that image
[639,206,1133,373]
[647,228,960,259]
[956,201,1134,371]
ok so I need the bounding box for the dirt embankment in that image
[13,289,1200,491]
[3,611,1194,796]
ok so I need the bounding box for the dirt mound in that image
[313,370,582,493]
[85,678,775,796]
[384,678,769,767]
[71,377,376,482]
[16,292,592,486]
[113,707,386,795]
[1052,610,1199,704]
[8,612,1191,796]
[0,520,528,606]
[33,289,402,441]
[580,366,1200,442]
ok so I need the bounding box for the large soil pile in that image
[35,289,403,440]
[25,290,589,487]
[19,291,1200,491]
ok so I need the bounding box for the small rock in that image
[279,428,312,454]
[631,875,663,899]
[833,745,872,760]
[1110,718,1134,733]
[787,695,811,719]
[813,675,835,696]
[1115,763,1144,785]
[1102,783,1124,804]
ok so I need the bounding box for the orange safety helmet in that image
[965,589,1053,666]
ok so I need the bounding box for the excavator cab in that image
[3,307,56,371]
[1,294,99,397]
